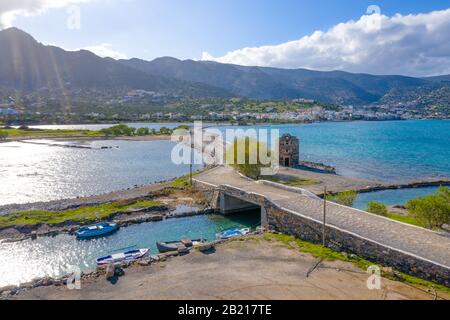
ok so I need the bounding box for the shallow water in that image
[353,186,440,210]
[0,211,261,287]
[0,140,200,206]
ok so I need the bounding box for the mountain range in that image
[1,27,449,107]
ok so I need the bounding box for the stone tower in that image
[279,134,299,167]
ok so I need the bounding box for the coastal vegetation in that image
[406,186,450,230]
[264,232,450,294]
[357,187,450,230]
[366,201,388,216]
[0,199,163,229]
[0,124,188,140]
[227,137,272,180]
[385,213,422,227]
[0,127,105,138]
[327,190,357,207]
[261,175,320,187]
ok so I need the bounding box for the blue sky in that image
[2,0,450,75]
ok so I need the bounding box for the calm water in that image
[217,120,450,181]
[29,122,187,131]
[0,211,260,287]
[1,120,449,206]
[0,140,200,206]
[353,186,440,210]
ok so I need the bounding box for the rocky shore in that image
[4,233,448,300]
[0,186,211,242]
[0,237,226,300]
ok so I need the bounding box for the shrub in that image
[367,201,388,216]
[136,127,150,136]
[406,187,450,229]
[327,190,357,207]
[158,127,173,135]
[227,137,271,180]
[100,124,136,136]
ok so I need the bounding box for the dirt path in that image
[13,236,447,300]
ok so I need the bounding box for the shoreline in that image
[4,233,449,300]
[0,135,172,144]
[0,181,211,242]
[1,170,448,215]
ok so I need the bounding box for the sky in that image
[1,0,450,76]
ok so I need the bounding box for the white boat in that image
[96,248,149,266]
[216,227,251,240]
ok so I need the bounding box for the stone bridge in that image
[194,166,450,287]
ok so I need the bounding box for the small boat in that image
[156,238,204,253]
[216,227,251,240]
[76,222,119,239]
[96,248,149,266]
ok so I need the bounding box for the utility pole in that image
[322,186,327,247]
[189,129,194,187]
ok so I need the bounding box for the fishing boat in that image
[76,222,119,239]
[216,227,250,240]
[156,238,204,253]
[96,248,149,266]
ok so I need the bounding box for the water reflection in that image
[0,212,260,288]
[0,140,200,206]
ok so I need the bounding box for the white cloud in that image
[79,43,128,60]
[202,9,450,77]
[0,0,89,29]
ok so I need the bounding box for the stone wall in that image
[193,181,450,287]
[265,202,450,287]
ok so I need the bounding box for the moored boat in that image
[76,222,119,239]
[156,238,204,253]
[96,248,149,266]
[216,227,250,240]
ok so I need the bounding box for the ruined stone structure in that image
[279,134,299,167]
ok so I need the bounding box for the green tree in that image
[159,127,173,135]
[367,201,388,216]
[227,137,271,180]
[327,190,357,207]
[406,187,450,229]
[136,127,150,136]
[175,125,190,131]
[100,124,135,136]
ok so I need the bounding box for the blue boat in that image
[216,227,250,240]
[76,222,119,239]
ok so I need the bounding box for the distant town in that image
[0,88,448,125]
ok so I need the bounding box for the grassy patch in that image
[387,213,424,227]
[0,199,163,229]
[264,233,450,294]
[1,128,105,138]
[262,175,320,186]
[170,173,199,188]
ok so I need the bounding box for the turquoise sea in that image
[217,120,450,181]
